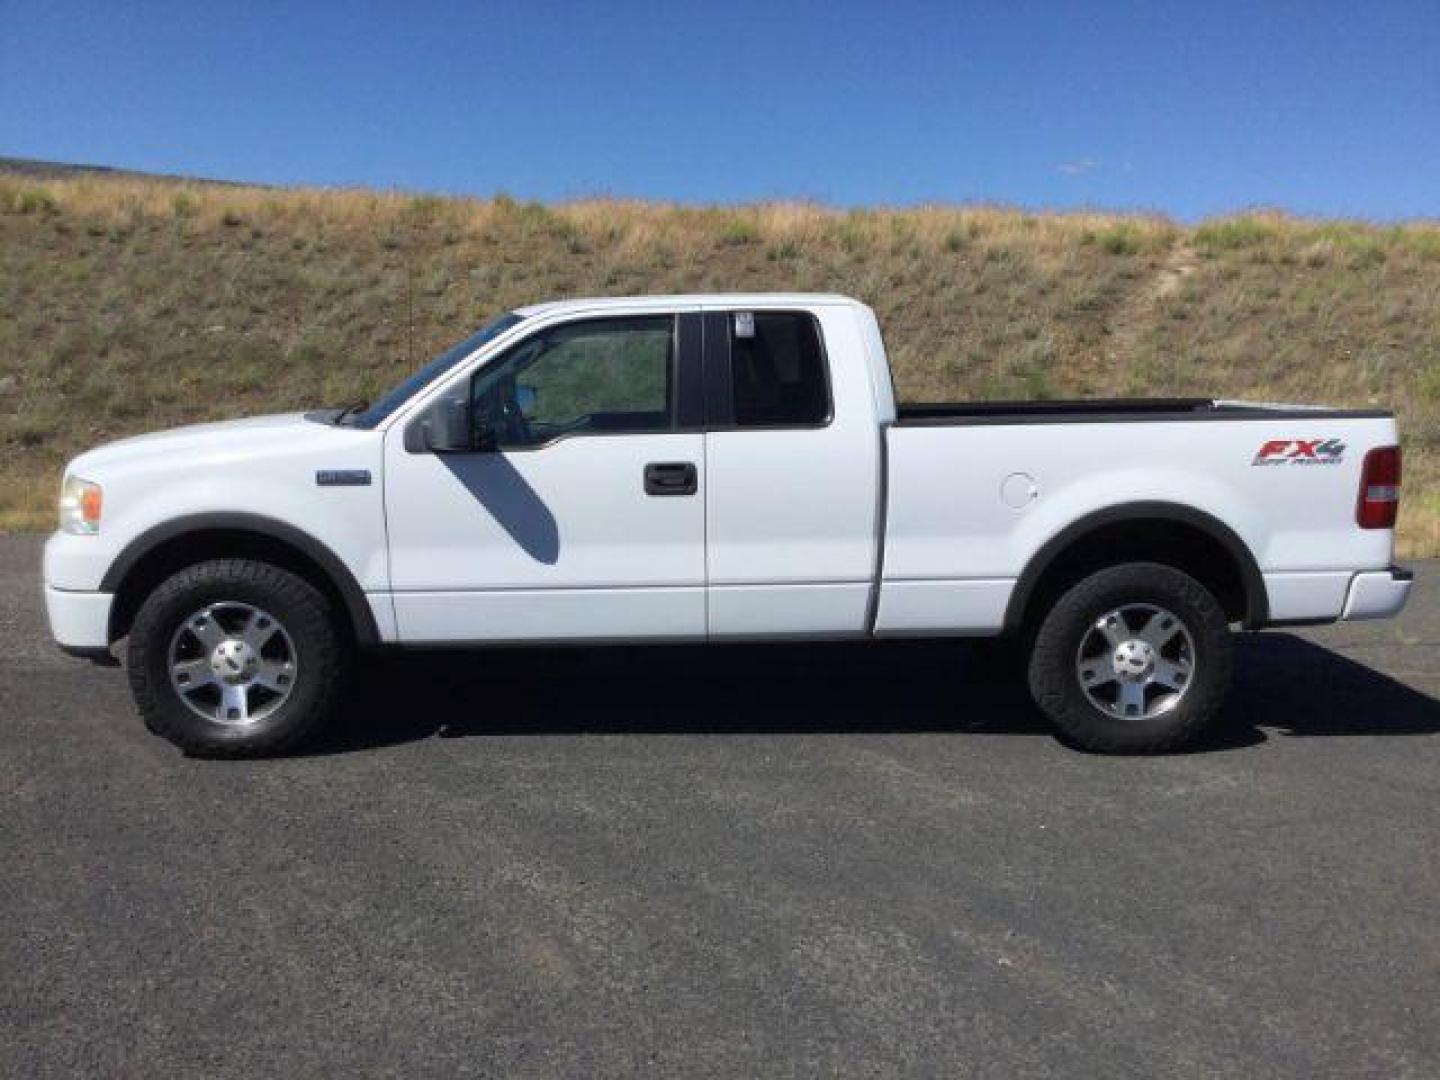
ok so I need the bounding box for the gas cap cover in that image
[1001,472,1039,509]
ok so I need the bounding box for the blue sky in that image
[3,1,1437,220]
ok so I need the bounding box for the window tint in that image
[472,316,674,448]
[730,312,829,427]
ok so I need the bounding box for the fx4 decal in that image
[1252,438,1346,466]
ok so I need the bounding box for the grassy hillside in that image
[2,173,1438,554]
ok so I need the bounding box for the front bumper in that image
[1341,565,1414,621]
[44,585,113,651]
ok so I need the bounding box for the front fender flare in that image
[100,512,380,646]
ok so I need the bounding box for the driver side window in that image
[471,316,675,448]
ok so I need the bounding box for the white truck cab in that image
[44,293,1412,756]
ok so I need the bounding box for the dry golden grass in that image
[2,174,1437,553]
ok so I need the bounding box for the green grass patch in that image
[719,218,761,246]
[1194,216,1279,251]
[1097,225,1143,256]
[6,187,60,215]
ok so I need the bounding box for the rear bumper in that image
[1341,565,1413,621]
[44,585,113,652]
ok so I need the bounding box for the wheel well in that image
[1008,516,1261,635]
[107,527,373,646]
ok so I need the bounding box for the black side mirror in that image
[403,385,506,454]
[404,390,475,453]
[428,391,473,451]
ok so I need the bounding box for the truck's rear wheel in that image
[127,559,348,757]
[1027,562,1232,753]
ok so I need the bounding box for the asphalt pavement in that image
[2,535,1437,1078]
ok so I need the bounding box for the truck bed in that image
[895,399,1391,425]
[876,403,1401,636]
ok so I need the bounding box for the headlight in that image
[59,475,103,534]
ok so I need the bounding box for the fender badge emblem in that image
[316,469,372,487]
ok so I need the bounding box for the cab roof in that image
[512,293,863,318]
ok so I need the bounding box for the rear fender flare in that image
[1002,501,1267,632]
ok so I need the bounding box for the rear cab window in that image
[727,311,831,428]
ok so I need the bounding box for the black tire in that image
[127,559,349,757]
[1027,562,1233,753]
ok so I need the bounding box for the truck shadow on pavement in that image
[314,632,1440,755]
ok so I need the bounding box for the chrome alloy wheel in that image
[167,602,298,725]
[1074,603,1196,720]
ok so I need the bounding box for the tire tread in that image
[1027,562,1233,753]
[126,559,347,757]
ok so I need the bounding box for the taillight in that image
[1356,445,1401,529]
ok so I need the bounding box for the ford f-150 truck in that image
[44,293,1413,756]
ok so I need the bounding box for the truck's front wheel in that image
[1027,562,1233,753]
[127,559,349,757]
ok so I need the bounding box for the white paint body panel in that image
[1261,572,1354,622]
[40,293,1410,654]
[1343,569,1414,620]
[703,304,882,637]
[41,413,391,648]
[384,432,707,642]
[707,583,872,639]
[880,416,1400,627]
[872,579,1013,636]
[391,587,705,643]
[44,413,389,594]
[43,584,113,648]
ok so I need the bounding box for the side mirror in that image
[516,384,538,417]
[417,394,472,452]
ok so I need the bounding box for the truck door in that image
[702,306,883,637]
[384,311,707,642]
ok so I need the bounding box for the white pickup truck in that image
[45,293,1412,756]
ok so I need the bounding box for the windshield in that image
[342,312,526,428]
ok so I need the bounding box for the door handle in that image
[644,462,697,496]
